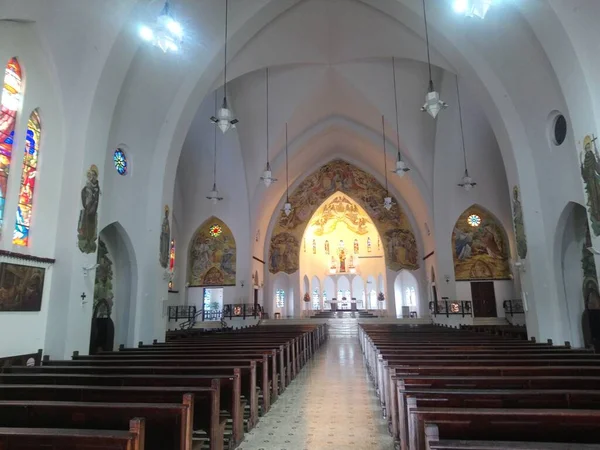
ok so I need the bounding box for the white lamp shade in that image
[383,197,393,210]
[283,202,293,216]
[422,90,448,119]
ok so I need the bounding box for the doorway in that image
[470,281,497,317]
[89,299,115,354]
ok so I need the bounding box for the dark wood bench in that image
[0,417,145,450]
[428,439,600,449]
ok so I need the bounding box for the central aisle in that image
[237,336,395,450]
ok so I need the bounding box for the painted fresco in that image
[159,205,170,269]
[582,222,600,310]
[188,218,236,286]
[77,164,100,253]
[452,205,511,281]
[512,186,527,260]
[268,159,418,274]
[0,263,45,312]
[580,135,600,236]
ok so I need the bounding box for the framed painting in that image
[0,263,45,312]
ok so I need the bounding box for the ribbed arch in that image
[13,109,41,246]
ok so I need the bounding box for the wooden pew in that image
[410,408,600,450]
[0,396,192,450]
[0,371,244,447]
[0,417,145,450]
[428,438,600,450]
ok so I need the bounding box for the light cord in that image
[392,57,402,161]
[285,123,289,201]
[382,115,389,193]
[223,0,228,103]
[422,0,433,85]
[213,90,218,185]
[456,75,468,174]
[266,67,269,164]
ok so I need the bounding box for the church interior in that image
[1,0,600,448]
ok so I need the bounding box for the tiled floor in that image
[237,337,395,450]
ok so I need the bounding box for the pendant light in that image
[420,0,448,119]
[391,57,410,177]
[139,0,183,53]
[453,0,493,19]
[455,76,477,191]
[207,91,224,204]
[381,116,394,211]
[260,67,277,187]
[282,123,293,216]
[210,0,238,133]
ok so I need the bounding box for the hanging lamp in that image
[139,0,183,53]
[260,67,277,187]
[381,116,394,211]
[453,0,493,19]
[455,76,477,191]
[283,123,293,216]
[207,91,224,204]
[210,0,238,133]
[420,0,447,118]
[391,57,410,176]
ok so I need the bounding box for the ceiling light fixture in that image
[210,0,238,133]
[453,0,493,19]
[139,0,183,53]
[455,76,477,191]
[391,57,410,177]
[381,116,394,211]
[283,123,293,216]
[421,0,448,118]
[207,92,224,204]
[260,67,277,187]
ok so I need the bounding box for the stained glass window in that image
[0,58,23,232]
[276,289,285,308]
[169,239,176,272]
[209,224,222,237]
[13,109,40,246]
[467,214,481,227]
[113,148,127,175]
[312,288,320,310]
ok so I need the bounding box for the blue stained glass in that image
[113,148,127,175]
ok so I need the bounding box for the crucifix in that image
[81,292,87,304]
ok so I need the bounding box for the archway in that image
[89,222,137,353]
[452,204,512,318]
[323,276,335,310]
[311,276,321,310]
[366,275,377,310]
[352,276,366,309]
[554,202,600,348]
[394,271,420,318]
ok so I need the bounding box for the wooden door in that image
[470,281,497,317]
[253,288,259,310]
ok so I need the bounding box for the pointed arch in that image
[452,204,511,281]
[188,216,236,287]
[268,159,418,274]
[13,109,41,246]
[0,57,23,232]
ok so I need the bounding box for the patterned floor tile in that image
[236,337,394,450]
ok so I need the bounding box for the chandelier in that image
[206,92,224,204]
[455,76,477,191]
[453,0,493,19]
[139,0,183,53]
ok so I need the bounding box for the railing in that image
[222,304,261,320]
[168,305,196,322]
[503,299,524,316]
[429,299,473,317]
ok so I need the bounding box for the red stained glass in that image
[169,239,176,272]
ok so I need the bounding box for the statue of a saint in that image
[581,135,600,235]
[353,239,359,254]
[159,205,170,268]
[325,240,330,255]
[512,186,527,259]
[339,249,346,272]
[77,165,101,253]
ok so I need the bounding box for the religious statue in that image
[339,249,346,272]
[581,135,600,235]
[353,239,359,254]
[330,256,336,272]
[312,239,316,254]
[367,237,372,253]
[325,240,330,255]
[77,164,101,253]
[159,205,170,268]
[512,186,527,259]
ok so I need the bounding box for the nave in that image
[238,337,394,450]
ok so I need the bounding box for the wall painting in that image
[580,134,600,236]
[0,263,45,312]
[188,217,236,286]
[512,186,527,260]
[268,159,418,274]
[452,205,511,281]
[159,205,170,268]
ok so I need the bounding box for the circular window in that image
[550,112,567,146]
[113,148,128,175]
[467,214,481,227]
[209,224,223,238]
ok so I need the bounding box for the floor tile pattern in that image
[237,337,394,450]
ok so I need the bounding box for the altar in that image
[329,298,358,311]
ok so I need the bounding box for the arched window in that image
[276,289,285,308]
[0,58,23,231]
[169,239,176,271]
[13,110,41,246]
[312,288,320,310]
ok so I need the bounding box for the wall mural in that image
[452,205,511,281]
[93,239,114,318]
[188,217,236,286]
[159,205,170,269]
[77,164,100,253]
[582,222,600,310]
[0,263,45,312]
[580,135,600,236]
[512,186,527,260]
[268,159,418,274]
